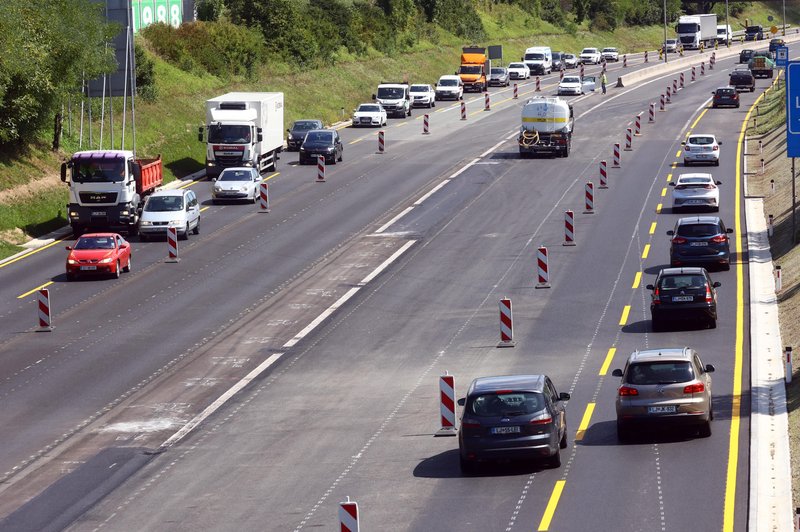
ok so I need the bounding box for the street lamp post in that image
[664,0,668,64]
[726,0,730,48]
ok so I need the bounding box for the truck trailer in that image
[61,150,163,236]
[518,97,574,158]
[199,92,284,178]
[676,14,717,50]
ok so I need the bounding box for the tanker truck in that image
[518,97,574,158]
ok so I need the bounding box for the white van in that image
[716,24,732,45]
[522,47,553,75]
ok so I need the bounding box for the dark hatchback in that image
[668,216,733,271]
[729,69,755,92]
[458,375,570,472]
[647,267,720,330]
[551,52,566,71]
[298,129,343,165]
[711,86,739,108]
[739,49,755,63]
[286,119,324,151]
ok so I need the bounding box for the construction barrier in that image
[339,498,360,532]
[484,92,490,111]
[623,54,627,68]
[660,94,666,112]
[672,78,678,93]
[634,113,642,136]
[37,288,52,331]
[666,85,672,104]
[513,83,518,99]
[564,210,576,246]
[423,113,430,135]
[536,76,541,92]
[692,66,696,82]
[317,155,326,182]
[644,50,649,63]
[599,160,608,188]
[649,102,656,123]
[460,100,467,120]
[613,143,621,168]
[680,72,685,89]
[166,226,179,263]
[259,182,270,211]
[625,128,633,151]
[498,298,515,347]
[701,61,705,75]
[536,246,551,288]
[436,372,458,435]
[377,130,385,154]
[560,70,564,81]
[584,182,595,214]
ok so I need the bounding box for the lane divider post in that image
[672,78,678,94]
[259,182,270,211]
[436,372,458,435]
[680,72,685,89]
[536,246,551,288]
[460,100,467,120]
[339,497,360,532]
[625,128,633,151]
[423,113,430,135]
[377,130,385,154]
[623,54,628,68]
[613,143,621,168]
[317,155,326,182]
[564,210,576,246]
[701,61,705,75]
[584,181,595,214]
[776,265,783,291]
[692,66,696,82]
[484,92,490,111]
[660,94,666,112]
[498,298,515,347]
[513,83,518,99]
[666,85,672,104]
[560,70,564,81]
[166,226,179,263]
[786,346,793,384]
[37,288,53,331]
[644,50,649,63]
[635,113,642,136]
[599,160,608,188]
[536,76,541,92]
[649,102,656,123]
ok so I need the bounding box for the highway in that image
[0,45,778,531]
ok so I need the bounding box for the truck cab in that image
[373,83,412,118]
[745,25,764,41]
[459,47,490,92]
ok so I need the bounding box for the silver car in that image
[212,167,261,204]
[612,347,714,440]
[458,375,570,472]
[670,173,721,211]
[139,189,200,241]
[489,67,510,87]
[683,134,721,166]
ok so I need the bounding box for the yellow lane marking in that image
[575,403,596,441]
[671,162,677,169]
[661,187,667,197]
[689,107,709,130]
[648,222,657,235]
[676,150,682,157]
[18,281,54,300]
[619,305,631,326]
[599,347,617,376]
[632,271,642,289]
[262,172,280,182]
[666,173,673,182]
[349,138,363,145]
[396,122,408,127]
[0,237,69,270]
[722,71,765,532]
[538,480,566,531]
[656,203,662,214]
[200,206,210,213]
[642,244,650,259]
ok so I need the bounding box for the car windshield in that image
[71,158,125,183]
[409,85,429,92]
[508,63,525,69]
[553,53,562,59]
[581,49,597,54]
[459,65,482,74]
[145,195,183,212]
[688,137,714,145]
[677,223,722,237]
[75,236,115,250]
[602,48,616,53]
[717,29,726,34]
[626,361,694,385]
[208,124,251,144]
[746,26,761,32]
[377,87,405,99]
[219,170,252,181]
[304,132,333,143]
[468,392,545,417]
[292,121,319,131]
[357,104,380,112]
[525,53,545,60]
[659,274,707,290]
[439,79,458,86]
[491,68,505,75]
[562,76,581,84]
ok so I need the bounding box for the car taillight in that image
[618,386,639,396]
[713,145,719,151]
[529,416,553,425]
[684,146,691,152]
[652,287,661,304]
[705,184,715,189]
[672,236,688,244]
[683,383,705,394]
[710,234,728,243]
[705,285,713,303]
[462,420,481,428]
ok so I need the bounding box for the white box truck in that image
[676,14,717,50]
[199,92,284,178]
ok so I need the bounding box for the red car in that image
[65,233,132,280]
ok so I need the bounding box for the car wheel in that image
[114,260,121,279]
[559,428,568,449]
[708,317,717,329]
[123,255,132,273]
[698,420,712,437]
[128,224,138,237]
[338,151,343,162]
[180,223,189,240]
[652,317,662,332]
[750,87,755,92]
[140,233,149,242]
[617,420,631,442]
[330,155,336,165]
[683,159,690,167]
[459,455,477,474]
[721,262,731,271]
[193,220,199,235]
[714,159,719,167]
[547,448,561,468]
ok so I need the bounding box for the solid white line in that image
[283,287,361,348]
[158,352,283,451]
[374,206,415,234]
[479,139,506,158]
[413,179,451,206]
[359,240,416,285]
[450,158,480,178]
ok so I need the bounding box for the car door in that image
[582,76,596,92]
[186,191,200,227]
[250,169,260,199]
[545,378,565,436]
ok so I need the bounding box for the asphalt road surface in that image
[0,45,780,531]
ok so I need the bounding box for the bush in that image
[135,43,158,102]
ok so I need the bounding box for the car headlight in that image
[214,185,222,191]
[140,221,152,226]
[326,146,335,152]
[99,257,113,264]
[69,211,79,218]
[240,185,248,192]
[121,210,129,216]
[67,259,77,265]
[300,147,306,152]
[170,220,183,226]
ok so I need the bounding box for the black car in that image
[729,69,755,92]
[647,267,721,330]
[667,216,733,271]
[739,49,755,64]
[458,374,569,472]
[298,129,343,165]
[286,119,324,151]
[711,86,739,108]
[769,38,785,56]
[551,52,566,71]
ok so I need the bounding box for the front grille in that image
[216,155,244,166]
[79,192,118,204]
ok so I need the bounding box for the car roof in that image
[658,266,708,276]
[439,75,460,80]
[80,232,119,238]
[677,215,722,225]
[677,172,713,180]
[307,128,334,134]
[220,167,255,172]
[628,347,692,364]
[292,119,322,125]
[469,375,546,394]
[150,189,186,197]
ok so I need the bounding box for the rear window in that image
[716,88,735,95]
[658,274,707,290]
[731,72,753,80]
[688,137,714,145]
[467,392,545,417]
[626,361,694,385]
[677,223,722,237]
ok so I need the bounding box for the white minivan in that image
[716,24,732,45]
[139,189,200,241]
[522,46,552,75]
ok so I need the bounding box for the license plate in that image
[80,266,97,271]
[690,241,709,246]
[491,426,521,434]
[672,296,693,302]
[648,406,677,414]
[687,199,706,204]
[91,211,106,216]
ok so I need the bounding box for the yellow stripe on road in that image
[200,206,210,213]
[666,173,673,182]
[649,222,657,235]
[0,237,69,270]
[642,244,650,259]
[349,138,363,145]
[538,480,566,531]
[575,403,596,441]
[599,347,617,376]
[18,281,54,299]
[690,107,709,130]
[671,162,677,169]
[656,203,662,214]
[632,271,642,289]
[262,172,279,182]
[619,305,631,326]
[676,150,682,157]
[661,187,668,197]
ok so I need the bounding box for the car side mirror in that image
[718,141,723,145]
[457,398,466,406]
[186,205,191,212]
[705,364,716,373]
[726,228,734,234]
[65,246,72,251]
[60,162,68,182]
[712,281,721,288]
[646,284,654,290]
[286,129,290,133]
[681,141,686,145]
[667,230,675,236]
[612,369,624,377]
[559,392,571,401]
[669,182,676,186]
[716,180,722,185]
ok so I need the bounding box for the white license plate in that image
[648,406,677,414]
[80,266,97,271]
[686,199,706,205]
[491,426,521,434]
[672,296,693,302]
[690,242,709,246]
[91,211,106,216]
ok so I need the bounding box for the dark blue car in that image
[667,216,732,271]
